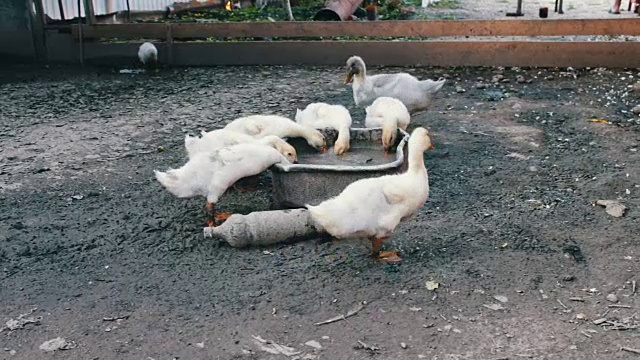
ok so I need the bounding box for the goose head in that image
[409,127,436,152]
[345,56,366,84]
[261,135,298,163]
[307,130,328,153]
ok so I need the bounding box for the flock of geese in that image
[148,45,446,262]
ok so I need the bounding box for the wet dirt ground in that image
[0,64,639,360]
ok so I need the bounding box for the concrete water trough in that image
[271,127,410,208]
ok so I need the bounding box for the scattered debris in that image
[102,314,131,322]
[314,303,364,326]
[39,337,77,352]
[526,199,546,210]
[304,340,321,350]
[589,118,611,124]
[621,347,640,355]
[355,340,379,353]
[569,297,586,302]
[506,152,529,160]
[608,304,631,308]
[252,335,300,357]
[195,342,205,348]
[409,307,422,312]
[592,318,607,325]
[595,200,627,218]
[400,342,407,349]
[557,299,568,309]
[2,308,42,332]
[576,313,586,320]
[425,281,439,291]
[493,295,508,303]
[483,303,505,311]
[606,293,618,303]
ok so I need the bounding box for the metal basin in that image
[271,127,410,208]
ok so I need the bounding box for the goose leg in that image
[205,201,233,227]
[370,237,403,263]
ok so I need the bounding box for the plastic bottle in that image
[203,209,322,248]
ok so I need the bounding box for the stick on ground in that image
[314,303,365,326]
[621,347,640,354]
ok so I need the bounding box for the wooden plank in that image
[80,40,640,68]
[70,19,640,40]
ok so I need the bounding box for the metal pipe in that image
[126,0,131,22]
[57,0,65,19]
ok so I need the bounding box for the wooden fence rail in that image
[71,18,640,40]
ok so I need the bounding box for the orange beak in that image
[344,72,354,84]
[428,144,436,150]
[321,146,329,153]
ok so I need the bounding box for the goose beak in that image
[428,144,436,150]
[344,72,354,84]
[320,146,329,153]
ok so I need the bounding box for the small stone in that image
[492,74,504,83]
[606,293,618,303]
[576,313,586,320]
[632,105,640,115]
[561,275,575,282]
[501,78,511,83]
[305,340,322,349]
[195,343,204,348]
[475,82,487,89]
[593,318,607,325]
[493,295,508,303]
[631,82,640,92]
[516,75,526,83]
[545,76,555,81]
[400,342,407,349]
[455,86,466,93]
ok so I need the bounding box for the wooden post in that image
[77,0,84,66]
[30,0,48,61]
[166,24,173,66]
[83,0,97,24]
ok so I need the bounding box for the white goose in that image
[307,127,435,262]
[344,56,445,113]
[138,42,158,68]
[154,143,291,226]
[184,129,297,163]
[295,103,352,155]
[364,97,411,152]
